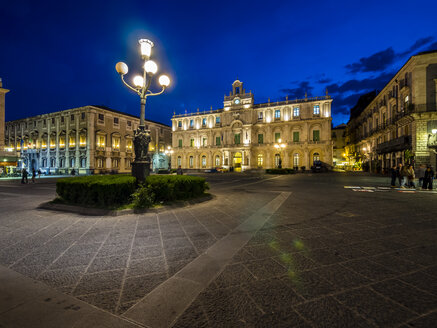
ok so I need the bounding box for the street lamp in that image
[274,138,286,168]
[116,39,171,182]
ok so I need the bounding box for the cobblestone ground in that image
[1,173,437,327]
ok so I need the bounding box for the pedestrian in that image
[417,164,426,187]
[32,168,36,183]
[37,169,41,178]
[390,165,397,187]
[396,163,403,187]
[422,165,435,190]
[406,165,415,188]
[71,168,76,176]
[176,165,183,175]
[400,164,408,188]
[21,168,28,184]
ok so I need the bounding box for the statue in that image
[133,127,151,161]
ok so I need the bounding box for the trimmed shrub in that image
[145,175,209,202]
[131,185,155,209]
[265,168,295,174]
[56,175,136,207]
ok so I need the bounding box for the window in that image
[59,158,64,168]
[97,158,104,168]
[42,159,47,167]
[215,155,220,167]
[112,137,120,150]
[313,152,320,162]
[127,120,132,127]
[81,112,86,120]
[61,117,64,123]
[234,133,240,145]
[293,107,300,117]
[81,158,86,168]
[98,114,104,121]
[70,158,75,167]
[293,153,299,167]
[114,117,119,125]
[178,121,182,127]
[52,118,55,124]
[313,105,320,115]
[190,120,194,128]
[201,156,206,168]
[126,139,132,151]
[71,114,74,122]
[257,154,263,167]
[202,138,207,147]
[275,110,281,119]
[79,135,86,147]
[59,136,66,148]
[178,139,183,148]
[275,154,281,168]
[258,134,264,144]
[69,136,75,148]
[216,136,221,146]
[202,118,206,126]
[190,138,194,147]
[113,159,119,168]
[43,120,46,127]
[50,159,55,167]
[274,133,281,142]
[97,135,105,148]
[216,116,220,124]
[313,130,320,141]
[258,112,263,120]
[189,156,194,168]
[235,87,240,94]
[177,156,181,167]
[293,131,299,142]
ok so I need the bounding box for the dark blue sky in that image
[1,0,436,126]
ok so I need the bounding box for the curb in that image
[37,193,214,216]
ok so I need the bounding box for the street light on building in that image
[115,39,171,182]
[274,138,286,168]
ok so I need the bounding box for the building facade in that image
[171,80,333,171]
[5,105,172,174]
[332,123,346,167]
[345,51,437,172]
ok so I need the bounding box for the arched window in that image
[189,156,194,168]
[177,156,181,167]
[275,154,281,168]
[81,158,86,168]
[59,158,64,168]
[201,156,206,168]
[70,158,75,167]
[50,159,55,167]
[257,154,263,167]
[313,152,320,162]
[215,155,220,167]
[293,153,299,167]
[97,158,104,168]
[113,159,119,168]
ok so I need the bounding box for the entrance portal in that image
[233,152,242,172]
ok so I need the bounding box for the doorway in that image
[233,152,242,172]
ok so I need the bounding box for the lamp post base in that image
[132,160,151,184]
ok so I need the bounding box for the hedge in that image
[144,175,209,202]
[56,175,136,207]
[265,168,295,174]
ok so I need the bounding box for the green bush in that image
[56,175,136,207]
[265,168,295,174]
[131,185,155,209]
[145,175,209,202]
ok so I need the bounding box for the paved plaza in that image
[0,172,436,327]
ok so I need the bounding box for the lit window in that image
[313,105,320,115]
[257,154,263,167]
[127,139,133,151]
[69,136,75,148]
[202,137,207,147]
[97,135,105,148]
[215,155,220,167]
[293,107,300,117]
[313,152,320,162]
[201,156,206,168]
[190,120,194,128]
[275,110,281,119]
[190,139,194,147]
[177,156,181,166]
[112,137,120,150]
[202,118,206,126]
[59,136,66,148]
[293,153,299,167]
[79,135,86,147]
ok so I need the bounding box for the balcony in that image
[376,136,411,154]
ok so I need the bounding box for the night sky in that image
[1,0,436,127]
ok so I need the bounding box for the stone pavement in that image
[0,173,437,327]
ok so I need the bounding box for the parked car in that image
[311,160,323,172]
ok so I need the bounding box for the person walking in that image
[176,165,183,175]
[31,168,36,183]
[417,164,426,187]
[37,169,42,179]
[400,164,408,188]
[21,168,28,184]
[422,165,435,190]
[390,165,397,187]
[407,165,415,188]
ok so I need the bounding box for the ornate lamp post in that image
[273,138,286,168]
[115,39,170,182]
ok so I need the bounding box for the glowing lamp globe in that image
[139,39,154,57]
[115,62,128,75]
[159,75,170,87]
[144,60,158,74]
[133,76,144,88]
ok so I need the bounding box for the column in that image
[75,115,80,169]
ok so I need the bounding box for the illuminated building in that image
[171,80,333,171]
[4,106,171,174]
[345,50,437,172]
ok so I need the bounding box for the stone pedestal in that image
[132,160,150,184]
[132,127,151,183]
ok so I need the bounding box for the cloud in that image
[345,47,396,74]
[318,78,332,84]
[280,81,313,99]
[398,36,434,57]
[331,94,363,116]
[424,41,437,52]
[326,71,393,94]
